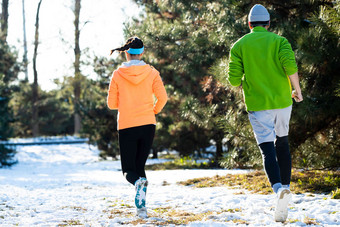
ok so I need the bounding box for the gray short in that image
[248,105,292,144]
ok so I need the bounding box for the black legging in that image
[118,124,155,185]
[259,136,292,187]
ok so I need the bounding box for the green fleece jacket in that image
[227,26,298,111]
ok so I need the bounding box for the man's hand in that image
[289,72,303,102]
[292,90,303,102]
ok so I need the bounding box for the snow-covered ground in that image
[0,141,339,226]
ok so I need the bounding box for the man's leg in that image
[248,110,282,193]
[273,106,293,222]
[259,141,282,193]
[275,136,291,186]
[274,105,292,187]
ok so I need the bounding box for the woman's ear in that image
[125,51,131,61]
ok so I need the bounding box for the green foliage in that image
[168,121,211,157]
[290,1,340,169]
[126,0,251,162]
[79,56,120,158]
[129,0,340,169]
[79,79,119,158]
[0,144,17,168]
[128,0,340,168]
[146,156,213,170]
[294,118,340,169]
[211,58,260,168]
[331,188,340,199]
[292,170,340,195]
[10,81,74,137]
[0,40,19,167]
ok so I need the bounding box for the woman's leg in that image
[249,110,282,192]
[119,127,140,185]
[136,125,155,178]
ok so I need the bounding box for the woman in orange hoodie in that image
[107,37,167,218]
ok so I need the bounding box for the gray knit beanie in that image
[248,4,270,22]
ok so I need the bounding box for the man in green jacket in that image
[227,4,303,222]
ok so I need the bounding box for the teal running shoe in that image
[135,177,148,209]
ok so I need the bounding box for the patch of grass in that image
[153,206,172,214]
[292,170,340,194]
[178,169,340,196]
[303,216,319,225]
[61,206,87,212]
[146,157,215,170]
[128,219,147,225]
[231,219,249,224]
[157,152,179,160]
[103,199,135,219]
[225,208,242,213]
[57,219,83,226]
[163,210,206,225]
[179,171,272,194]
[288,218,299,223]
[162,180,170,186]
[331,188,340,199]
[117,207,225,225]
[106,208,134,219]
[104,205,244,226]
[5,205,14,210]
[120,203,134,208]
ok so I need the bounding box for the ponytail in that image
[110,37,144,56]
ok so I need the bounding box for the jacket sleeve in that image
[152,72,168,114]
[278,37,298,76]
[227,43,244,87]
[107,73,119,110]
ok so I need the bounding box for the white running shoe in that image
[274,187,292,222]
[135,177,148,209]
[137,207,148,218]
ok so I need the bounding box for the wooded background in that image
[0,0,339,169]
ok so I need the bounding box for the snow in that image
[0,140,339,226]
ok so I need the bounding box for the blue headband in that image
[127,47,144,54]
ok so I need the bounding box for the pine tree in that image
[126,0,249,162]
[290,1,340,169]
[78,56,120,158]
[0,40,19,167]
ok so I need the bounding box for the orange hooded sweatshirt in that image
[107,61,167,130]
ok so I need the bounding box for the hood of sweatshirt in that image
[116,61,154,85]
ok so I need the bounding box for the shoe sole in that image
[275,189,291,222]
[135,179,148,209]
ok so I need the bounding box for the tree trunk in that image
[22,0,28,81]
[73,0,81,135]
[152,147,158,159]
[1,0,9,41]
[214,133,224,165]
[215,139,223,161]
[32,0,42,137]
